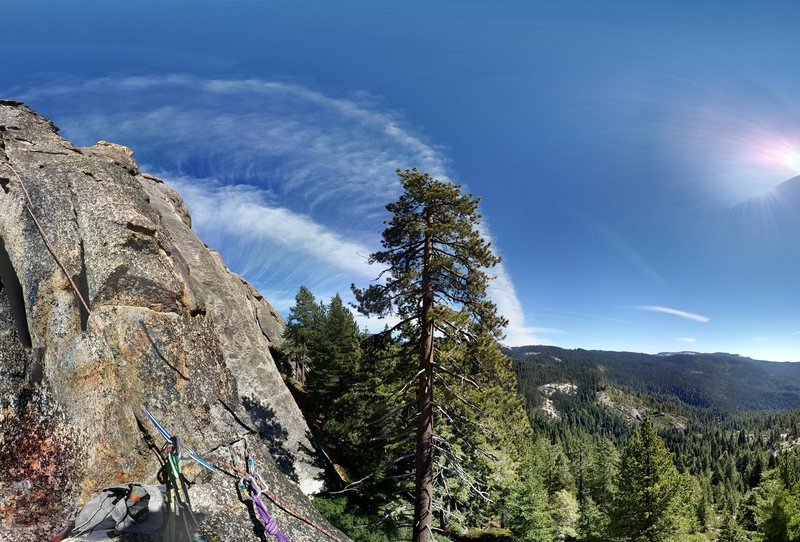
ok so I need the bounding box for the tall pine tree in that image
[353,168,505,541]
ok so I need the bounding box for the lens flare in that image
[749,138,800,176]
[784,150,800,173]
[662,90,800,203]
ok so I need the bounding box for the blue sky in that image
[4,0,800,360]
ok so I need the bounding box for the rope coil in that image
[240,473,290,542]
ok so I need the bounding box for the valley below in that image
[506,345,800,541]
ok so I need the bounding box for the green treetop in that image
[283,285,323,386]
[609,418,692,542]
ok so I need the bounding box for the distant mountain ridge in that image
[509,345,800,412]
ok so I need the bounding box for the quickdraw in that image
[142,408,219,473]
[214,458,344,542]
[142,409,213,542]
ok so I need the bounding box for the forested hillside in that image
[510,345,800,541]
[511,346,800,411]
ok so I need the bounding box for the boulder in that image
[0,101,345,541]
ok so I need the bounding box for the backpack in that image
[66,483,165,540]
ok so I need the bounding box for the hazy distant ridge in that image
[509,345,800,411]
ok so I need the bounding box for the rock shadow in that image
[0,236,31,347]
[241,395,297,482]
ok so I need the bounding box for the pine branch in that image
[431,362,482,390]
[365,399,416,428]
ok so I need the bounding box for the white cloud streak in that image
[636,305,710,323]
[169,177,375,278]
[676,337,698,344]
[16,75,536,341]
[535,308,631,324]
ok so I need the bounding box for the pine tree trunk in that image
[413,210,435,542]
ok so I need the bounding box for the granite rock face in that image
[0,102,342,542]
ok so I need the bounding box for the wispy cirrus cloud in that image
[676,337,698,344]
[635,305,710,323]
[13,75,537,342]
[167,175,375,279]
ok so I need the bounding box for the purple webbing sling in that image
[246,477,291,542]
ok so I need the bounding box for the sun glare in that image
[750,138,800,177]
[783,150,800,173]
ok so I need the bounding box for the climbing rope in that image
[1,159,119,367]
[0,161,93,318]
[214,459,344,542]
[144,409,341,542]
[142,408,342,542]
[238,456,291,542]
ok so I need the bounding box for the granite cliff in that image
[0,101,346,541]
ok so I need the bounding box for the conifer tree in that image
[434,334,535,530]
[283,285,323,385]
[506,460,556,542]
[718,510,748,542]
[353,168,505,542]
[542,441,575,495]
[550,489,580,541]
[754,449,800,541]
[577,496,606,542]
[282,289,366,463]
[590,438,619,515]
[309,294,363,441]
[609,418,692,542]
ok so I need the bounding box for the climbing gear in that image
[61,483,165,540]
[142,408,219,473]
[142,408,216,542]
[237,454,291,542]
[215,458,343,542]
[162,435,194,542]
